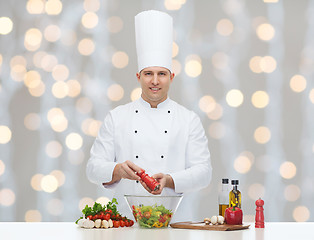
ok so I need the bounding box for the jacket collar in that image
[139,96,171,109]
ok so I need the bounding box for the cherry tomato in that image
[113,220,120,228]
[125,220,129,227]
[119,220,125,227]
[104,213,110,221]
[99,212,105,220]
[129,220,134,227]
[93,214,99,220]
[143,211,151,219]
[87,215,93,220]
[106,209,112,214]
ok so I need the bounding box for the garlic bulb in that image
[83,219,95,229]
[78,219,85,227]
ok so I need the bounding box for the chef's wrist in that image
[165,174,174,189]
[112,163,122,182]
[103,164,121,185]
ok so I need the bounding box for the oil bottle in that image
[218,178,229,217]
[229,179,241,208]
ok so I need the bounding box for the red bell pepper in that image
[225,206,243,225]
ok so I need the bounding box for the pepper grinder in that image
[136,170,160,191]
[255,198,265,228]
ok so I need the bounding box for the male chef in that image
[86,10,212,218]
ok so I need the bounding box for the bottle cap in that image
[231,180,239,185]
[222,178,229,184]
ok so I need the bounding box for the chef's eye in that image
[159,72,166,76]
[145,72,152,76]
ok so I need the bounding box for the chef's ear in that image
[170,72,175,83]
[136,72,141,82]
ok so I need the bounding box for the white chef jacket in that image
[86,97,212,218]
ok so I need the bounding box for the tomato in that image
[93,214,99,220]
[106,209,112,214]
[98,212,105,220]
[119,220,125,227]
[143,211,151,219]
[125,220,130,227]
[113,220,120,228]
[129,220,134,227]
[104,213,110,221]
[87,215,93,220]
[159,215,167,223]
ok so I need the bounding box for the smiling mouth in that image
[150,87,160,92]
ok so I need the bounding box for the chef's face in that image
[136,66,175,108]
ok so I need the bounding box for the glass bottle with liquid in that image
[219,178,229,217]
[229,180,241,208]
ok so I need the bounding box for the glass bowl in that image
[124,195,182,228]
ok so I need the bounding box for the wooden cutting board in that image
[170,222,250,231]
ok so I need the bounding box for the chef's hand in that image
[140,173,175,195]
[103,160,142,185]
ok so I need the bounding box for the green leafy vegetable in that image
[82,205,93,216]
[93,202,103,214]
[106,198,119,215]
[76,198,122,223]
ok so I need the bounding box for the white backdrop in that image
[0,0,313,222]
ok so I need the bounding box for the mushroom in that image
[102,220,109,229]
[217,215,224,224]
[108,219,113,228]
[204,218,211,225]
[94,219,102,228]
[211,216,218,225]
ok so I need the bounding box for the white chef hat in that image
[135,10,173,72]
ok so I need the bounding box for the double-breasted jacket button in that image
[136,155,138,158]
[161,155,164,158]
[168,110,171,113]
[135,110,138,113]
[135,130,137,133]
[136,180,139,183]
[165,130,167,133]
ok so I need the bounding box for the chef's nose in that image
[152,73,158,85]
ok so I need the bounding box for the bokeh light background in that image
[0,0,314,222]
